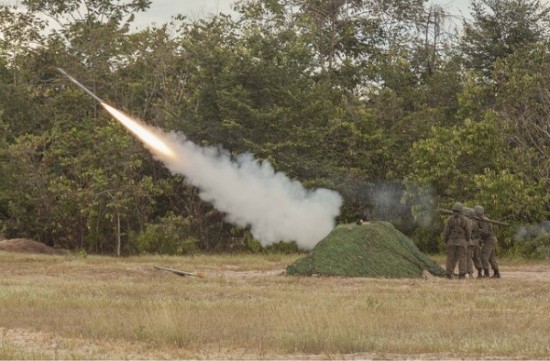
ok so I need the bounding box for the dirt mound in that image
[286,221,445,278]
[0,238,58,255]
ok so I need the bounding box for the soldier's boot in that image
[492,269,501,278]
[477,268,483,278]
[458,274,466,279]
[446,274,452,279]
[483,269,490,278]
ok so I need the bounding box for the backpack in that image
[448,215,465,240]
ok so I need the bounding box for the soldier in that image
[443,202,471,279]
[465,207,483,278]
[474,205,500,278]
[463,207,477,278]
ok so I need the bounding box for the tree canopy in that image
[1,0,550,258]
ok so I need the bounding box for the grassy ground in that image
[0,251,549,359]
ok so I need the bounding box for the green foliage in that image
[1,0,550,259]
[473,169,549,222]
[410,224,443,255]
[407,112,505,199]
[22,0,151,21]
[471,169,550,250]
[509,224,550,260]
[493,41,550,204]
[266,241,299,254]
[404,110,528,251]
[245,236,263,254]
[135,214,196,255]
[0,133,54,243]
[460,0,550,77]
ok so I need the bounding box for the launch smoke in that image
[108,110,342,250]
[59,70,342,249]
[158,135,343,249]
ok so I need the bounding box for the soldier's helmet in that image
[464,207,474,217]
[473,205,484,215]
[452,202,463,213]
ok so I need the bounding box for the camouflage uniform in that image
[474,205,500,278]
[443,203,471,279]
[466,208,483,278]
[463,208,479,278]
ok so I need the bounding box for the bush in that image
[510,223,550,259]
[410,225,443,254]
[266,241,299,254]
[245,235,263,253]
[135,214,197,255]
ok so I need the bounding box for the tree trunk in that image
[116,212,121,257]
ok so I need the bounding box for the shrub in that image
[410,225,442,254]
[510,223,550,259]
[266,241,299,254]
[136,214,195,255]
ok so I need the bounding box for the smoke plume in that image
[56,70,342,249]
[102,105,342,250]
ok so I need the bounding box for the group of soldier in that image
[442,202,500,279]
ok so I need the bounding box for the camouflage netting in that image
[286,221,445,278]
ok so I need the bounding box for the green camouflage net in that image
[286,221,445,278]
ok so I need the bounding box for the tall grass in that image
[0,252,549,359]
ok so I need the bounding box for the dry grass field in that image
[0,251,549,360]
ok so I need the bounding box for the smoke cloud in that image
[102,102,342,249]
[58,70,342,249]
[152,133,342,249]
[513,221,550,242]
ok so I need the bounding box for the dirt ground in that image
[1,239,549,359]
[0,238,59,255]
[493,264,550,281]
[1,238,549,283]
[1,262,550,360]
[182,262,550,285]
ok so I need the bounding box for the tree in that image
[494,40,550,187]
[460,0,550,77]
[478,40,550,234]
[0,0,165,252]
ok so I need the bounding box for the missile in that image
[57,68,177,159]
[57,68,104,104]
[439,208,508,226]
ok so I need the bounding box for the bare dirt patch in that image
[0,238,59,255]
[181,265,550,284]
[497,265,550,282]
[1,253,549,360]
[0,327,181,360]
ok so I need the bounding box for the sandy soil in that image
[0,238,59,254]
[495,265,550,281]
[1,237,548,282]
[1,262,549,360]
[1,239,549,359]
[204,264,550,282]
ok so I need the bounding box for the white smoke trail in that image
[102,105,342,250]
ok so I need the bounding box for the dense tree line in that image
[1,0,550,258]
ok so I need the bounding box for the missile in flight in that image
[55,69,342,249]
[57,68,177,159]
[57,68,104,104]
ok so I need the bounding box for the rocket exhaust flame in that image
[57,68,176,159]
[58,69,342,249]
[101,104,176,158]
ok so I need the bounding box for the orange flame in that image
[101,103,176,159]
